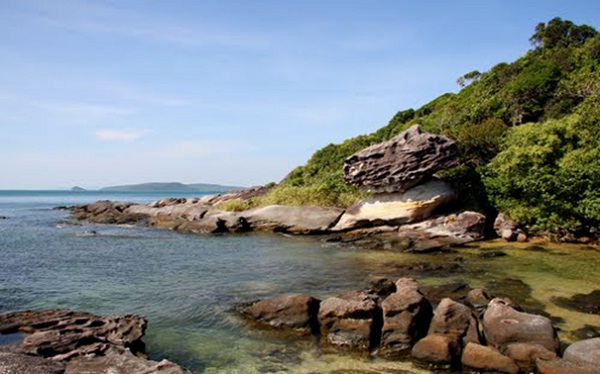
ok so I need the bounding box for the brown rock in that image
[563,337,600,367]
[428,298,481,345]
[536,357,598,374]
[411,333,460,367]
[461,342,519,374]
[71,201,147,224]
[343,124,459,193]
[243,205,344,234]
[380,278,433,355]
[318,292,379,349]
[239,294,320,331]
[483,298,559,354]
[505,343,557,372]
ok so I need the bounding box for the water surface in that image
[1,190,599,373]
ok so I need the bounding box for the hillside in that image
[254,18,600,237]
[100,182,241,192]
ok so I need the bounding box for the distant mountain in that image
[99,182,242,192]
[71,186,86,191]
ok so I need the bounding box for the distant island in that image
[71,186,87,191]
[99,182,242,193]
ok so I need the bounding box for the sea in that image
[1,190,599,373]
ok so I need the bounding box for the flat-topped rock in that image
[343,125,459,193]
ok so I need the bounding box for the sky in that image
[1,0,599,189]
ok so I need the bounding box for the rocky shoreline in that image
[0,309,190,373]
[235,277,600,374]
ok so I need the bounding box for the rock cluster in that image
[237,278,600,374]
[0,309,190,374]
[68,126,484,251]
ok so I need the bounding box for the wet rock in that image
[479,250,507,258]
[411,333,460,368]
[505,343,557,372]
[0,309,190,373]
[563,337,600,367]
[380,278,433,356]
[483,298,559,354]
[239,294,320,332]
[465,288,492,318]
[343,124,459,193]
[569,325,600,340]
[71,201,147,224]
[391,261,462,276]
[536,357,598,374]
[553,289,600,315]
[318,291,379,349]
[484,277,548,316]
[461,342,519,374]
[367,278,397,297]
[420,282,472,306]
[0,351,66,374]
[332,180,456,231]
[66,345,190,374]
[494,213,518,241]
[428,298,481,345]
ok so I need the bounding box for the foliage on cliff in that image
[256,18,599,236]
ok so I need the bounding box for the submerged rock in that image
[553,289,600,315]
[343,125,459,193]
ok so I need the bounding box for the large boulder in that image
[243,205,344,234]
[483,298,560,354]
[380,278,433,355]
[563,337,600,367]
[332,179,455,231]
[411,333,460,367]
[318,291,379,349]
[343,125,459,193]
[536,357,598,374]
[428,298,481,345]
[238,294,320,332]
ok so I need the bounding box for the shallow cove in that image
[1,192,599,373]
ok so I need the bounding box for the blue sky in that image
[1,0,599,189]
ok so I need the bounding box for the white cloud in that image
[95,129,152,142]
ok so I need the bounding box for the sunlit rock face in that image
[343,124,459,194]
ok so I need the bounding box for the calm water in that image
[1,191,599,373]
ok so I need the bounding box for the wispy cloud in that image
[95,129,152,142]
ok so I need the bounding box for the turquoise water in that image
[1,191,599,373]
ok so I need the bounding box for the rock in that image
[479,250,507,258]
[343,124,459,193]
[411,333,460,367]
[71,201,147,224]
[505,343,556,372]
[569,325,600,340]
[420,282,472,306]
[239,294,320,332]
[380,278,433,355]
[483,298,559,354]
[0,351,66,374]
[563,337,600,367]
[318,292,379,349]
[396,211,486,252]
[428,298,480,345]
[494,213,518,240]
[517,232,528,242]
[198,185,272,206]
[65,345,190,374]
[332,179,456,231]
[465,288,492,318]
[461,342,519,374]
[243,205,344,234]
[0,309,190,373]
[367,278,397,297]
[553,289,600,315]
[536,357,598,374]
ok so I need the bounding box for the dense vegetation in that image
[234,18,600,237]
